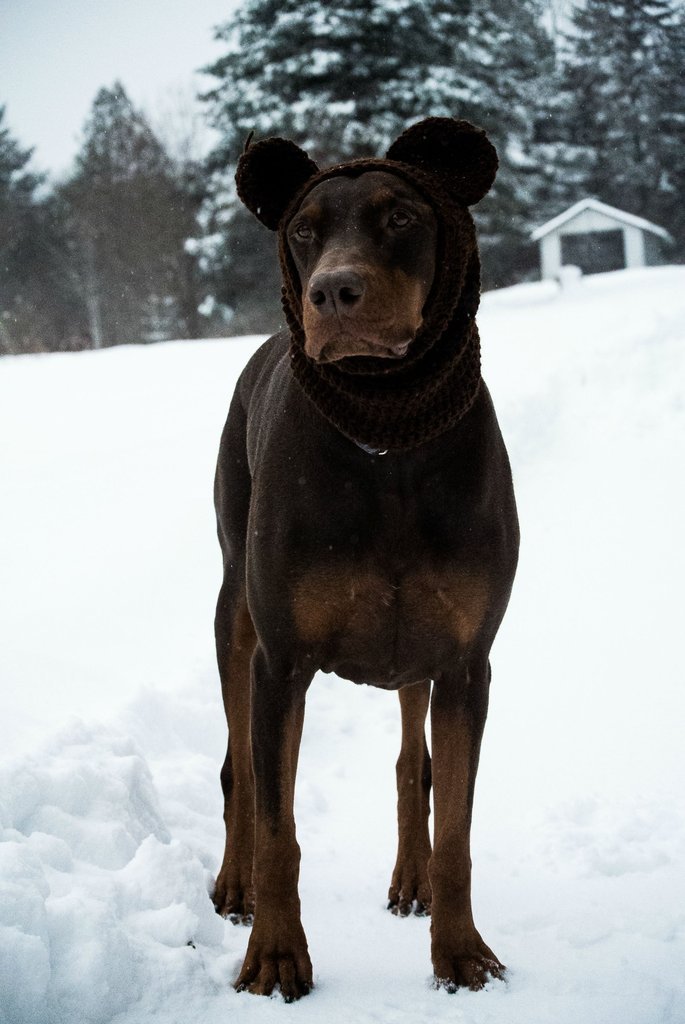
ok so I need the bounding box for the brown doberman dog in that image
[213,117,519,1000]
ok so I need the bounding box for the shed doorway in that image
[561,229,625,275]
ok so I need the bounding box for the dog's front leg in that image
[234,645,313,1001]
[214,585,256,923]
[429,657,505,991]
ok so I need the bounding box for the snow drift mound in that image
[0,723,223,1024]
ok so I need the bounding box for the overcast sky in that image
[0,0,240,179]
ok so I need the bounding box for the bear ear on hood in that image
[386,117,498,206]
[235,135,320,230]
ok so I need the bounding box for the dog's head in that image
[284,169,438,363]
[235,118,497,365]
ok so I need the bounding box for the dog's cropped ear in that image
[387,117,498,206]
[235,136,320,230]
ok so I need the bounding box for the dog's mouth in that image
[311,337,412,363]
[300,262,427,365]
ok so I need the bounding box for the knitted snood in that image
[278,159,483,452]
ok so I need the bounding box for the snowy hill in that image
[1,266,684,1024]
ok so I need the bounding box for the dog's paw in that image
[234,917,313,1002]
[387,888,431,917]
[387,854,432,916]
[212,877,255,925]
[432,936,505,992]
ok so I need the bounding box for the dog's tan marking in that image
[292,569,489,648]
[406,571,490,646]
[302,264,426,361]
[292,569,397,645]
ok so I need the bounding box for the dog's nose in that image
[308,269,365,316]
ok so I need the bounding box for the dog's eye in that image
[293,222,313,241]
[388,209,412,229]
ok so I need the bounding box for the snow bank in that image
[1,269,684,1023]
[0,722,225,1024]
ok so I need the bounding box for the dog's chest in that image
[281,457,492,684]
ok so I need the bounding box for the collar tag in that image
[356,441,388,456]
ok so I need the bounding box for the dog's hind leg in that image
[388,679,433,916]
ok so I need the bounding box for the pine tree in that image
[0,106,38,217]
[201,0,555,325]
[61,83,204,347]
[554,0,685,255]
[0,107,87,354]
[454,1,557,282]
[0,107,40,351]
[205,0,480,165]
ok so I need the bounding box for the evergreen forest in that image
[1,0,683,354]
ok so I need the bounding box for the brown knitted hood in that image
[235,117,498,451]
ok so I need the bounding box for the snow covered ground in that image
[1,266,684,1024]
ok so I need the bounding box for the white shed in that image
[531,198,673,280]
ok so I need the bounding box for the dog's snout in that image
[308,269,366,316]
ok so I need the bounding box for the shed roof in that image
[531,198,673,244]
